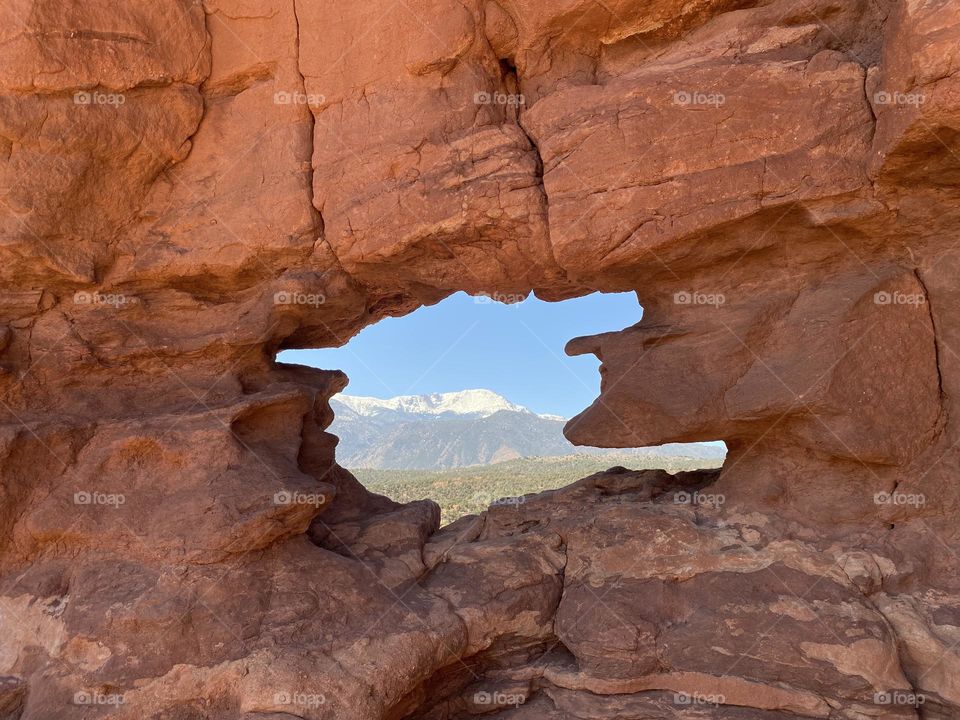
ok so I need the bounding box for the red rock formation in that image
[1,0,960,718]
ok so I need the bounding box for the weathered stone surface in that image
[2,0,960,718]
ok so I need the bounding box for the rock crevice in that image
[2,0,960,717]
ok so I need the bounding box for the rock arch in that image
[1,0,960,717]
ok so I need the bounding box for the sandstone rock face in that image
[1,0,960,718]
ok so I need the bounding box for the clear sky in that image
[280,291,642,418]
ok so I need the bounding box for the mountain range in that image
[329,389,726,470]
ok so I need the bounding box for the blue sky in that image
[280,291,641,418]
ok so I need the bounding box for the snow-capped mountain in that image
[329,389,725,470]
[334,388,543,419]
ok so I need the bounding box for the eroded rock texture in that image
[1,0,960,717]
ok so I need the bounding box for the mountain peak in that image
[333,388,552,419]
[328,388,725,470]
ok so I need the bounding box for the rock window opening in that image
[279,290,727,524]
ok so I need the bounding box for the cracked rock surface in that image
[2,0,960,717]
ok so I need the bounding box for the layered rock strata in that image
[1,0,960,717]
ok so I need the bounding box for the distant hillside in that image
[330,389,725,470]
[355,453,724,524]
